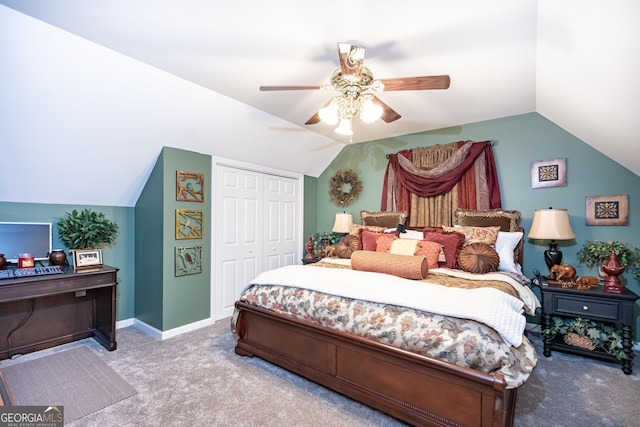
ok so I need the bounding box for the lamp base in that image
[544,240,563,272]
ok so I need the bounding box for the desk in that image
[0,265,118,360]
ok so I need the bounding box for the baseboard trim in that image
[131,317,214,340]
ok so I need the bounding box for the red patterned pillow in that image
[415,240,442,268]
[423,230,466,269]
[375,234,397,252]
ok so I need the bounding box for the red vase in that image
[602,251,624,294]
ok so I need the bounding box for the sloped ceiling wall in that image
[0,5,341,207]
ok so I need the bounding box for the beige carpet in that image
[1,346,137,424]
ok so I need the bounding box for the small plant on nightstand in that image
[577,240,640,284]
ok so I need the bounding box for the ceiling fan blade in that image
[371,96,401,123]
[259,85,321,91]
[379,75,450,91]
[305,112,321,125]
[337,42,365,76]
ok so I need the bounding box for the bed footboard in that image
[234,301,516,427]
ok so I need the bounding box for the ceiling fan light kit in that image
[260,42,450,136]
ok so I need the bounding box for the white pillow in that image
[389,238,420,256]
[399,229,424,240]
[495,231,523,273]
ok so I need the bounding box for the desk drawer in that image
[554,296,619,321]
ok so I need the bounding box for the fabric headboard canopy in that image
[381,140,501,227]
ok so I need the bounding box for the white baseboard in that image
[116,318,135,329]
[131,317,214,340]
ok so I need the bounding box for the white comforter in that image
[248,265,529,347]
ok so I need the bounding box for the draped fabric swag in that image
[381,140,501,227]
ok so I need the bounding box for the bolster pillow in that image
[350,250,428,280]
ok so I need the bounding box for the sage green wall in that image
[314,112,640,339]
[0,202,135,320]
[161,147,212,330]
[134,151,165,329]
[303,175,318,251]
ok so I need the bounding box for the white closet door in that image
[263,174,298,270]
[215,166,263,319]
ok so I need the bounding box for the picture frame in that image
[73,248,103,268]
[531,158,567,189]
[175,245,202,276]
[176,170,204,202]
[586,194,629,226]
[175,209,203,239]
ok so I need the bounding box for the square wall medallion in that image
[175,245,203,276]
[586,194,629,226]
[531,158,567,189]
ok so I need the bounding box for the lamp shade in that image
[332,213,353,233]
[528,208,575,240]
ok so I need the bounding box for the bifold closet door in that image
[263,174,298,270]
[215,166,263,319]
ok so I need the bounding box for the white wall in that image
[0,5,341,207]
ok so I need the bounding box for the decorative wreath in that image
[329,169,362,207]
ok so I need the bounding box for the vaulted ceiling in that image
[1,1,638,207]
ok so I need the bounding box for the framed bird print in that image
[175,209,203,239]
[175,245,202,276]
[176,170,204,202]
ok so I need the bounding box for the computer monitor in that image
[0,222,53,263]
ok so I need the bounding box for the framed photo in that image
[586,194,629,226]
[176,209,203,239]
[176,171,204,202]
[531,158,567,189]
[73,248,103,268]
[175,245,202,276]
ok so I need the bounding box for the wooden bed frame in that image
[235,213,525,426]
[235,302,517,426]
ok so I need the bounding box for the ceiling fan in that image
[259,42,450,136]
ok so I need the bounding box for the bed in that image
[233,209,538,426]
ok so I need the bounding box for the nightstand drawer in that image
[554,296,619,321]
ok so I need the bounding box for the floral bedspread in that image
[233,265,538,388]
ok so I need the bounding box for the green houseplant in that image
[57,208,119,250]
[577,240,640,284]
[543,316,626,360]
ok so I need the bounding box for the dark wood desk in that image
[0,265,118,360]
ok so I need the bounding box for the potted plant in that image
[57,208,119,250]
[543,316,626,360]
[577,240,640,284]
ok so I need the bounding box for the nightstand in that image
[539,283,638,374]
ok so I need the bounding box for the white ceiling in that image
[1,0,639,206]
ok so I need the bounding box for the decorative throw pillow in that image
[457,243,500,274]
[360,210,408,228]
[349,224,386,236]
[336,234,362,259]
[414,240,443,268]
[495,231,523,273]
[398,229,424,240]
[360,229,383,251]
[423,230,466,269]
[443,225,501,245]
[376,234,397,252]
[389,238,419,256]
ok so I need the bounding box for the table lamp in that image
[332,212,353,234]
[528,207,575,271]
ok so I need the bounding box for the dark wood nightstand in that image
[540,283,638,374]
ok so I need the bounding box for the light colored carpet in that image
[0,346,137,424]
[1,319,638,426]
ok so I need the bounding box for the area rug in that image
[1,346,137,424]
